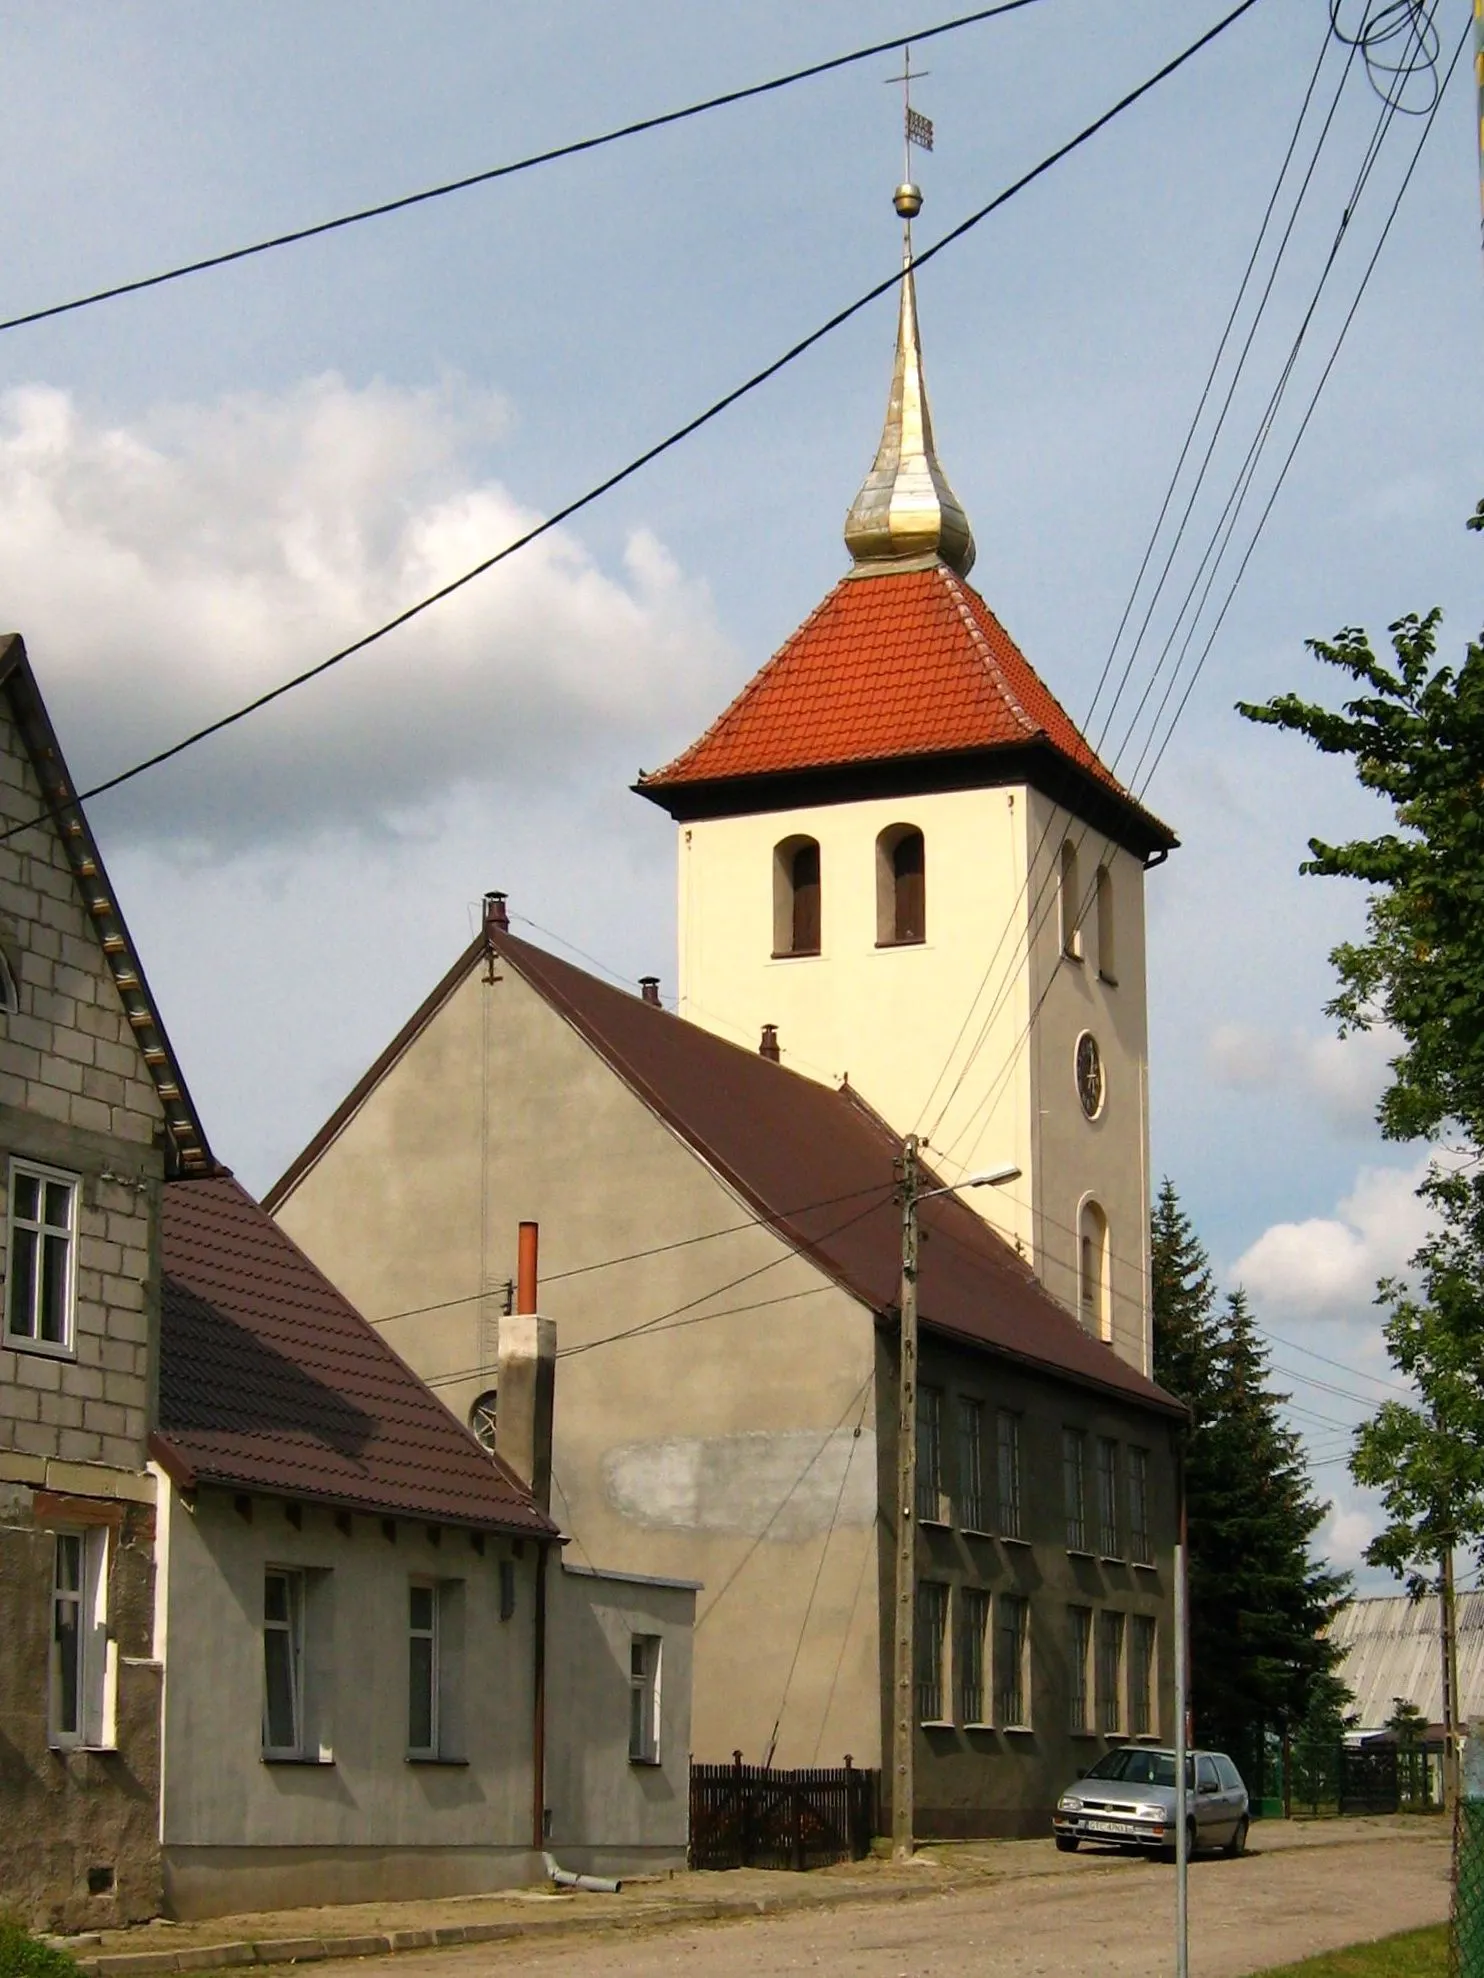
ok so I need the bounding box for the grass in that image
[0,1919,80,1978]
[1253,1925,1447,1978]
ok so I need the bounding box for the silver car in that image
[1053,1746,1250,1858]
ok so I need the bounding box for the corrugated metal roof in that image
[1327,1592,1484,1729]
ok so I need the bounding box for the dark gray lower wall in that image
[0,1487,162,1929]
[162,1846,547,1919]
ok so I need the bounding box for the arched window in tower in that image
[875,825,926,946]
[1078,1199,1110,1342]
[1059,839,1082,959]
[1095,865,1116,984]
[773,836,821,957]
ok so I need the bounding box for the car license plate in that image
[1085,1819,1142,1837]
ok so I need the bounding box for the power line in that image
[0,2,1048,339]
[0,0,1269,848]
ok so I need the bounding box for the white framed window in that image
[629,1635,662,1764]
[6,1160,79,1355]
[263,1569,304,1757]
[408,1581,439,1757]
[50,1527,110,1749]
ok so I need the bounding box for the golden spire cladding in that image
[843,182,976,580]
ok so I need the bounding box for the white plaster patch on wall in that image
[601,1428,876,1540]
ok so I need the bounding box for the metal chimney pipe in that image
[759,1024,781,1063]
[483,891,510,938]
[639,976,661,1007]
[517,1221,539,1314]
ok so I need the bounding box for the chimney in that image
[483,891,510,940]
[759,1024,780,1063]
[494,1220,555,1514]
[639,976,661,1007]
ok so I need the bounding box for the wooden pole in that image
[891,1134,921,1862]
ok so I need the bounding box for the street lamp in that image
[891,1136,1022,1861]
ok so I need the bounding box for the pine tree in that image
[1151,1183,1350,1784]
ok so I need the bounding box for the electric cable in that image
[762,1382,873,1766]
[0,1,1049,338]
[0,0,1270,848]
[1328,0,1441,110]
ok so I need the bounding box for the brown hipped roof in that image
[269,929,1181,1420]
[152,1175,555,1536]
[636,566,1175,856]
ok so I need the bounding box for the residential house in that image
[0,633,214,1929]
[151,1173,694,1917]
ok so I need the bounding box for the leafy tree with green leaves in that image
[1236,500,1484,1594]
[1151,1184,1348,1781]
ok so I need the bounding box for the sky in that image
[0,1,1479,1595]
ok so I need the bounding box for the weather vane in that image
[884,44,934,229]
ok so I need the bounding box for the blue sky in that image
[0,1,1479,1587]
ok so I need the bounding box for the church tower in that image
[636,183,1176,1375]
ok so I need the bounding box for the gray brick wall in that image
[0,708,165,1472]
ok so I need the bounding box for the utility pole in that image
[1174,1457,1190,1978]
[892,1133,921,1861]
[1442,1537,1462,1813]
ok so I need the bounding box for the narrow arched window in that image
[1096,865,1116,985]
[1078,1200,1110,1343]
[876,825,926,946]
[773,836,821,957]
[1060,840,1082,960]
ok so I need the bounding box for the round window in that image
[1075,1033,1105,1120]
[469,1390,498,1455]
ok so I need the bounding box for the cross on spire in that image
[884,45,933,184]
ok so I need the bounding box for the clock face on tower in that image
[1075,1032,1105,1120]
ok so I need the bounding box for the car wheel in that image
[1055,1836,1079,1853]
[1224,1816,1249,1858]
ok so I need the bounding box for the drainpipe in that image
[533,1539,548,1852]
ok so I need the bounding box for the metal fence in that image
[1254,1738,1442,1818]
[689,1754,878,1870]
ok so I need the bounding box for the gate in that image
[689,1753,878,1870]
[1339,1744,1400,1815]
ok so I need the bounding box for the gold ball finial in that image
[893,182,923,220]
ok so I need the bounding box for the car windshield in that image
[1083,1749,1192,1788]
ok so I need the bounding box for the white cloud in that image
[1231,1156,1434,1321]
[1208,1020,1400,1136]
[1322,1499,1380,1576]
[0,376,736,851]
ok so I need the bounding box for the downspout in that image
[533,1538,548,1850]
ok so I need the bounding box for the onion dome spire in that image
[843,181,975,579]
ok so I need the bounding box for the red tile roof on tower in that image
[151,1175,555,1537]
[637,563,1174,851]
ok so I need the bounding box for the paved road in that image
[366,1827,1450,1978]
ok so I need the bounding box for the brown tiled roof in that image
[636,565,1174,853]
[270,930,1181,1420]
[153,1175,555,1535]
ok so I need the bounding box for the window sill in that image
[1098,970,1119,988]
[874,937,926,950]
[1066,1547,1097,1559]
[406,1754,469,1766]
[769,949,820,962]
[262,1752,335,1766]
[629,1754,662,1768]
[4,1333,77,1362]
[919,1720,956,1731]
[1000,1534,1032,1548]
[1002,1724,1035,1736]
[917,1516,953,1531]
[1100,1555,1126,1567]
[49,1741,117,1755]
[1132,1559,1158,1572]
[962,1721,997,1733]
[960,1527,997,1541]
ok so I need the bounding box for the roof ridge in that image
[935,566,1041,742]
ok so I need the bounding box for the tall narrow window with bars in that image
[996,1411,1022,1540]
[916,1582,948,1723]
[1068,1606,1093,1735]
[1063,1429,1087,1551]
[1097,1610,1125,1735]
[1130,1614,1157,1737]
[957,1397,986,1530]
[1129,1447,1153,1565]
[995,1593,1030,1728]
[961,1588,990,1724]
[1097,1438,1120,1557]
[916,1386,946,1524]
